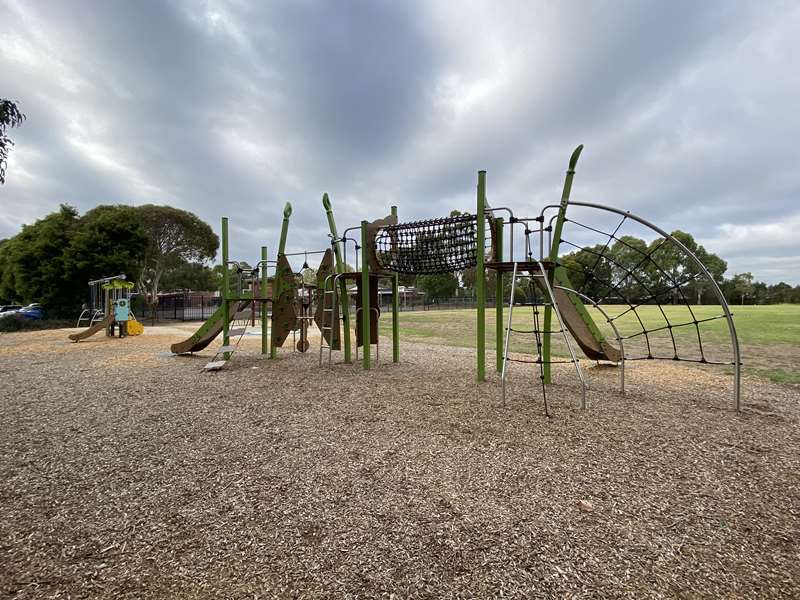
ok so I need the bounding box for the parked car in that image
[0,305,22,313]
[0,304,45,320]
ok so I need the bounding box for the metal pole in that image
[495,217,504,373]
[501,262,518,406]
[537,260,587,409]
[261,245,268,356]
[557,284,626,395]
[221,217,230,359]
[391,205,400,363]
[360,220,370,370]
[476,170,487,382]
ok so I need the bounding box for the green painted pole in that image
[476,171,486,382]
[261,245,268,356]
[222,217,230,359]
[278,202,292,255]
[543,144,583,383]
[360,220,370,370]
[391,205,399,363]
[322,194,352,363]
[495,216,504,373]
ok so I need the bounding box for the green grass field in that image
[380,304,800,384]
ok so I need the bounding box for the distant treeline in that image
[0,204,218,318]
[1,205,797,319]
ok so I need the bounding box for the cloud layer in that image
[2,0,799,282]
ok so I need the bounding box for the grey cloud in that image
[1,0,798,282]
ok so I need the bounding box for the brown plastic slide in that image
[170,300,250,355]
[68,312,115,342]
[550,285,622,362]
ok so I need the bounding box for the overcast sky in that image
[1,0,798,283]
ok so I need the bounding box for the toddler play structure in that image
[70,275,143,341]
[170,146,741,412]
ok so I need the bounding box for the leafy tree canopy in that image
[0,99,26,184]
[0,204,216,317]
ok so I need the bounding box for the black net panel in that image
[375,214,482,274]
[504,276,582,417]
[531,208,739,368]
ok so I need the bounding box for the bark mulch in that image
[0,327,798,598]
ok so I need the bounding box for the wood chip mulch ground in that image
[1,326,798,598]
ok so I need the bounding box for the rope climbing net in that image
[532,203,740,375]
[375,214,485,274]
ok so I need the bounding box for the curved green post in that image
[390,206,400,363]
[278,202,292,255]
[543,145,582,383]
[495,216,504,373]
[476,171,486,382]
[261,245,268,356]
[360,220,370,370]
[222,217,230,359]
[322,193,352,363]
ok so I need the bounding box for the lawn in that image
[378,304,800,384]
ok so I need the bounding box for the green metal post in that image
[476,171,486,382]
[322,194,352,363]
[360,220,370,370]
[260,245,268,356]
[390,205,400,363]
[495,217,504,373]
[543,145,583,383]
[278,202,292,255]
[222,217,230,359]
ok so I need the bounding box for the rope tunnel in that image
[373,214,489,275]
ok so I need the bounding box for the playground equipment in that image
[69,278,143,342]
[170,202,338,370]
[166,145,740,412]
[319,145,740,412]
[76,274,128,327]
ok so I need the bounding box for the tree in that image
[731,272,754,305]
[768,282,793,304]
[686,245,726,305]
[134,205,218,315]
[67,205,148,287]
[0,206,80,315]
[610,235,650,302]
[417,273,458,302]
[0,204,217,318]
[0,204,152,317]
[159,260,221,291]
[0,99,26,184]
[560,243,614,302]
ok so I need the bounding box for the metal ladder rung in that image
[500,261,587,412]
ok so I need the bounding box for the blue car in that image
[0,303,45,320]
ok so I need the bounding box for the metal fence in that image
[381,296,496,312]
[132,292,489,322]
[132,293,222,322]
